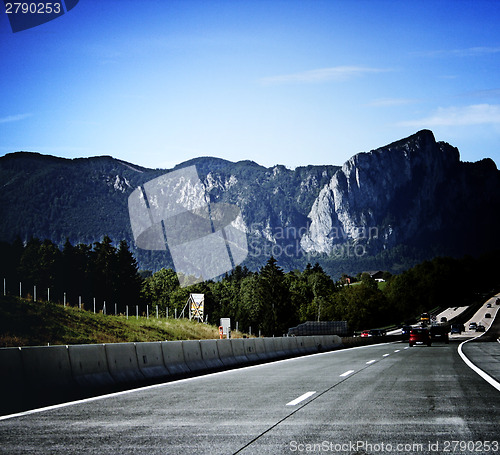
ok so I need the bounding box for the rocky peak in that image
[301,130,470,254]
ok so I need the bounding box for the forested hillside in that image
[2,237,499,338]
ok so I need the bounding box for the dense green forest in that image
[1,237,499,336]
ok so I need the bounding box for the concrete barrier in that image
[0,347,25,415]
[253,338,272,361]
[135,342,171,382]
[294,336,309,355]
[200,339,224,371]
[302,336,318,354]
[1,331,371,417]
[161,341,190,378]
[68,344,115,391]
[104,343,145,386]
[216,339,240,368]
[322,335,342,351]
[281,337,301,357]
[21,345,76,408]
[182,340,208,373]
[262,337,281,361]
[242,338,260,363]
[229,339,250,365]
[272,337,288,359]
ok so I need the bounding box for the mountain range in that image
[1,130,499,278]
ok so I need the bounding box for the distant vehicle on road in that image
[469,322,478,331]
[409,328,431,347]
[430,324,450,343]
[450,323,465,334]
[487,303,492,308]
[475,324,485,332]
[440,317,447,322]
[369,329,386,337]
[485,313,491,318]
[360,330,371,337]
[401,325,412,340]
[420,312,430,322]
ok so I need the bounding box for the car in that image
[469,322,477,331]
[409,328,431,347]
[487,303,492,308]
[476,324,485,332]
[485,313,491,318]
[440,317,447,323]
[450,323,465,334]
[369,329,386,337]
[430,325,450,343]
[401,325,412,340]
[360,330,371,337]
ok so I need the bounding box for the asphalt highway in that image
[1,335,499,455]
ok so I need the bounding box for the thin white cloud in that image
[260,66,391,85]
[0,113,32,124]
[368,98,418,107]
[397,104,500,127]
[415,46,500,58]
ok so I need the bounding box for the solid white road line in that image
[458,336,500,393]
[340,370,355,377]
[286,391,316,406]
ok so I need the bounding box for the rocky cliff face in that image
[0,130,498,275]
[301,130,499,256]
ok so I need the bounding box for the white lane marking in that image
[458,336,500,393]
[286,391,316,406]
[394,349,400,352]
[383,354,390,357]
[404,347,409,350]
[366,360,376,364]
[340,370,355,377]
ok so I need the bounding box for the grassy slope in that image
[0,295,234,347]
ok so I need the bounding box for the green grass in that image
[0,295,242,347]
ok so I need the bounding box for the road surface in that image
[1,330,499,454]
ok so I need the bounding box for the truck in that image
[287,321,351,337]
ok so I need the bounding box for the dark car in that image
[430,325,450,343]
[475,324,486,332]
[409,328,431,347]
[469,322,477,331]
[487,303,492,308]
[369,329,386,337]
[440,317,447,323]
[485,313,491,318]
[450,324,464,334]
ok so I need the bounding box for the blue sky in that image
[1,0,500,170]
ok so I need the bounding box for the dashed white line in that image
[383,354,390,357]
[340,370,355,377]
[286,391,316,406]
[366,359,377,365]
[394,349,400,352]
